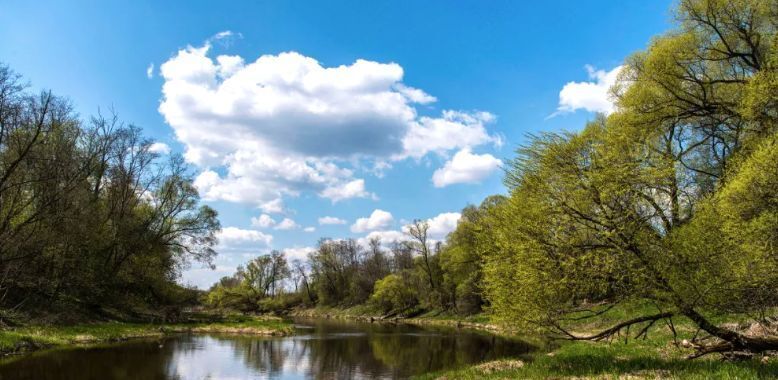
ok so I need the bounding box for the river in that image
[0,317,533,379]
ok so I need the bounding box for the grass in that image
[0,315,293,356]
[417,341,778,379]
[415,302,778,379]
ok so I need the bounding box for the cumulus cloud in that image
[274,217,299,230]
[148,142,171,154]
[260,199,284,214]
[319,179,375,203]
[303,226,316,233]
[250,214,276,228]
[159,37,501,208]
[356,211,461,248]
[351,209,394,233]
[552,65,622,116]
[400,111,500,160]
[181,226,272,289]
[283,246,316,262]
[146,63,155,79]
[424,212,461,240]
[432,148,501,187]
[218,226,273,247]
[357,229,408,247]
[319,216,347,225]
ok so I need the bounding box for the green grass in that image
[417,340,778,379]
[416,302,778,379]
[0,315,293,356]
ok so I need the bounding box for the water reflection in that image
[0,318,533,380]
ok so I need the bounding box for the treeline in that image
[207,211,497,316]
[0,65,219,320]
[209,0,778,356]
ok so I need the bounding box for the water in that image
[0,318,534,379]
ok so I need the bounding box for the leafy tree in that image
[484,0,778,356]
[370,273,418,314]
[0,63,219,318]
[439,196,506,315]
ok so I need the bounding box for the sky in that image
[0,0,673,288]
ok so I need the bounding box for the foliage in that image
[369,273,418,314]
[0,64,219,318]
[480,0,778,356]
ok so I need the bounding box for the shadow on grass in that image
[532,350,778,379]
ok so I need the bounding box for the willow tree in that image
[485,0,778,356]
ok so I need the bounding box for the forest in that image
[1,0,777,363]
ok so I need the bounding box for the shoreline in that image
[0,316,294,358]
[288,307,527,340]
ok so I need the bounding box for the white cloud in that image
[148,142,171,154]
[425,212,461,240]
[146,63,155,79]
[353,211,461,249]
[319,179,375,203]
[260,199,284,214]
[357,229,408,248]
[319,216,347,225]
[159,40,501,208]
[274,217,299,230]
[217,226,273,247]
[553,65,622,116]
[432,148,501,187]
[394,83,436,104]
[351,209,394,233]
[282,246,315,262]
[181,226,272,289]
[303,226,316,232]
[250,214,276,228]
[212,30,234,40]
[400,111,500,160]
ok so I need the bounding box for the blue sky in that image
[0,0,672,288]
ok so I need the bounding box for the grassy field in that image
[0,315,293,356]
[416,303,778,379]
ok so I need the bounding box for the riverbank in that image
[291,306,778,379]
[0,315,293,357]
[418,337,778,379]
[415,310,778,380]
[290,306,513,335]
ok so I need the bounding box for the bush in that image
[370,273,418,314]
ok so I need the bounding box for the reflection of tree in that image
[368,327,533,376]
[0,338,181,380]
[217,318,535,379]
[1,322,535,380]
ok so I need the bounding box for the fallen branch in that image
[551,312,673,342]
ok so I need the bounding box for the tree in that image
[439,196,507,315]
[370,273,418,314]
[239,251,290,298]
[0,63,219,316]
[484,0,778,356]
[406,220,437,291]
